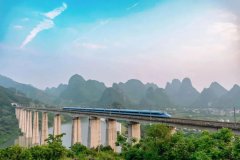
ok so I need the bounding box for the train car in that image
[63,107,171,118]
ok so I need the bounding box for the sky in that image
[0,0,239,91]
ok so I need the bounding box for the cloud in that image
[20,3,67,48]
[79,43,107,50]
[44,3,67,19]
[14,25,24,30]
[75,42,107,50]
[90,19,111,32]
[126,3,139,10]
[209,22,240,41]
[20,19,54,48]
[217,11,238,21]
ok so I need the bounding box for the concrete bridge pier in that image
[128,122,141,143]
[53,114,61,136]
[22,110,27,134]
[18,109,23,131]
[32,111,39,145]
[20,109,25,133]
[106,119,117,151]
[17,108,21,120]
[18,108,20,120]
[15,108,20,120]
[26,111,32,138]
[15,108,17,119]
[72,117,82,145]
[25,111,29,137]
[41,112,48,144]
[89,117,101,148]
[29,111,33,138]
[24,110,28,134]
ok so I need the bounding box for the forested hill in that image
[0,86,31,146]
[0,86,30,106]
[0,75,55,104]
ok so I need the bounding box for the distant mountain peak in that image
[60,74,106,105]
[209,82,225,89]
[193,82,228,107]
[182,77,192,86]
[165,79,181,95]
[68,74,85,85]
[210,81,220,87]
[165,77,199,107]
[125,79,144,85]
[215,84,240,108]
[70,74,85,80]
[230,84,240,92]
[172,79,181,84]
[208,82,227,96]
[232,84,240,89]
[145,82,158,89]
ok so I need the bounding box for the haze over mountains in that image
[0,75,55,104]
[0,74,239,109]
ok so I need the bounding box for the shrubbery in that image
[121,124,240,160]
[0,125,240,160]
[0,133,120,160]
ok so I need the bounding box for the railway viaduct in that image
[15,106,240,151]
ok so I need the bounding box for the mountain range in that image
[0,85,31,106]
[0,74,239,109]
[0,75,55,104]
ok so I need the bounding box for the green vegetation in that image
[120,125,240,160]
[0,86,31,146]
[0,105,19,146]
[0,85,72,147]
[0,134,121,160]
[1,125,240,160]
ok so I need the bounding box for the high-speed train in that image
[63,107,171,118]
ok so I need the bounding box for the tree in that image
[146,124,172,140]
[233,136,240,159]
[0,145,32,160]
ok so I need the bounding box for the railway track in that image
[20,107,240,131]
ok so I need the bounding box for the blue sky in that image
[0,0,239,90]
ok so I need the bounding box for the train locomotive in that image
[63,107,171,118]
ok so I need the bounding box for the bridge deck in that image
[22,107,240,131]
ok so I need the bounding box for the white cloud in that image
[20,19,54,48]
[20,3,67,48]
[14,25,24,30]
[209,22,240,41]
[44,3,67,19]
[90,19,111,33]
[76,42,107,50]
[126,3,139,10]
[218,11,238,21]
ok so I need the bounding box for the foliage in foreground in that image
[1,125,240,160]
[0,133,121,160]
[120,124,240,160]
